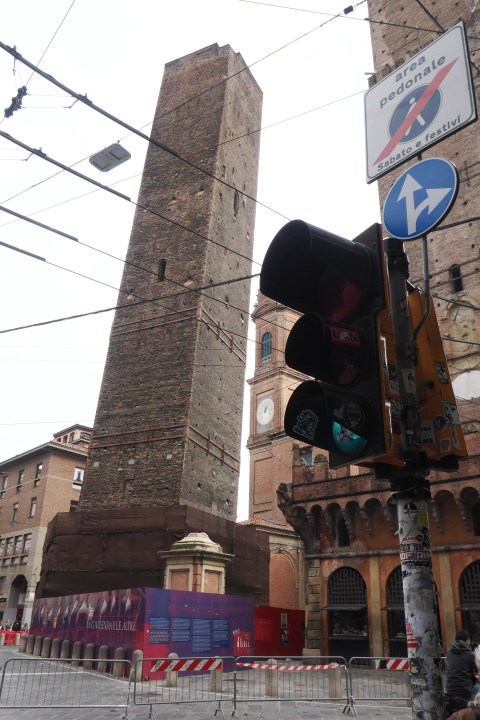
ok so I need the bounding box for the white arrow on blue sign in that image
[382,157,459,241]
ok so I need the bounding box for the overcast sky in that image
[0,0,380,519]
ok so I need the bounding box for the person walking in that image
[446,629,478,716]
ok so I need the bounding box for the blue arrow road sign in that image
[383,158,459,241]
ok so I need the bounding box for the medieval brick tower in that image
[368,0,480,385]
[79,43,262,519]
[36,44,270,599]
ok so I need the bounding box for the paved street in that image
[0,645,413,720]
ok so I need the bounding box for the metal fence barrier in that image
[0,652,447,716]
[133,656,234,719]
[233,655,348,710]
[0,656,132,715]
[346,656,412,714]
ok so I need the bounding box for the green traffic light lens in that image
[332,421,368,456]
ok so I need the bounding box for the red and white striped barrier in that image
[236,661,344,671]
[376,658,410,671]
[151,657,223,673]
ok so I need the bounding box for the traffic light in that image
[376,285,467,477]
[260,220,392,469]
[406,289,466,469]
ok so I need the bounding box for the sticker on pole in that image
[382,157,458,241]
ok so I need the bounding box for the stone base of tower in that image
[36,504,269,603]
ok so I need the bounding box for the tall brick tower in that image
[367,1,480,391]
[80,43,262,519]
[37,45,270,599]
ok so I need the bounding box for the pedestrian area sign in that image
[365,21,477,183]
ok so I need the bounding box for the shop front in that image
[326,567,369,660]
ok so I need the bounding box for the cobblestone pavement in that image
[0,646,414,720]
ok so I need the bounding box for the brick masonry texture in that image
[368,1,480,383]
[80,44,262,519]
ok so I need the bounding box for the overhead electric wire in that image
[0,239,129,294]
[2,5,479,349]
[24,0,77,87]
[0,231,264,342]
[0,41,289,223]
[0,4,377,278]
[0,203,77,241]
[0,131,130,202]
[0,271,260,336]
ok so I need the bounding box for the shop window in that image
[460,561,480,646]
[260,332,272,360]
[327,567,368,660]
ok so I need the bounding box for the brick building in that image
[247,0,480,657]
[0,425,91,626]
[36,44,271,602]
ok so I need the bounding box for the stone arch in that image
[361,497,383,536]
[456,486,480,531]
[344,501,360,541]
[6,574,27,625]
[327,566,369,659]
[430,489,454,534]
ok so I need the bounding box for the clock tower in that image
[246,291,307,610]
[247,292,306,523]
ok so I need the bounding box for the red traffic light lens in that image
[260,220,373,322]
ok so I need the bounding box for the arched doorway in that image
[386,566,407,657]
[460,561,480,646]
[7,575,27,625]
[386,565,443,657]
[327,567,369,659]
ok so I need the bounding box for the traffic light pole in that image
[384,237,444,720]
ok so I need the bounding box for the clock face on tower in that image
[257,397,274,426]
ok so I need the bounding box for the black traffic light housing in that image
[260,220,390,469]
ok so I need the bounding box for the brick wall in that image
[368,0,480,381]
[81,44,262,518]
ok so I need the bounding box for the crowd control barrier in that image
[133,655,233,719]
[0,631,24,646]
[0,648,443,717]
[345,656,412,714]
[233,655,348,708]
[0,656,132,715]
